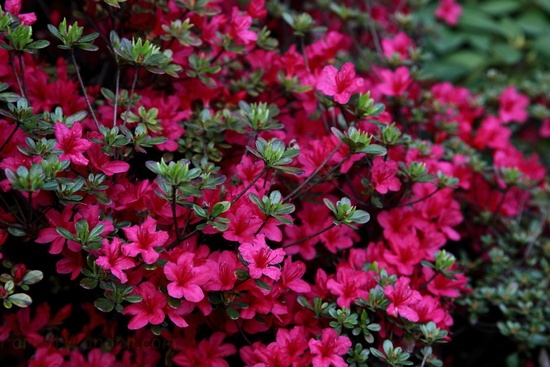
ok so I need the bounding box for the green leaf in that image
[254,278,272,291]
[124,295,143,303]
[22,270,43,285]
[80,278,98,289]
[479,0,521,15]
[8,293,32,307]
[94,298,115,312]
[225,306,240,320]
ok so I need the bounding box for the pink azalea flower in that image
[87,144,130,176]
[239,235,285,280]
[229,7,257,44]
[472,116,511,150]
[316,62,365,104]
[173,332,236,367]
[370,157,401,194]
[56,248,84,280]
[541,118,550,137]
[164,252,211,302]
[435,0,462,26]
[327,267,371,308]
[377,66,412,97]
[382,32,414,59]
[29,348,64,367]
[308,328,352,367]
[54,122,92,166]
[204,251,241,291]
[384,277,422,321]
[3,0,37,26]
[280,257,311,293]
[498,86,529,123]
[123,282,166,330]
[96,238,135,283]
[122,216,169,264]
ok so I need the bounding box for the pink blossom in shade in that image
[435,0,462,26]
[377,66,413,97]
[370,157,402,194]
[35,206,74,254]
[122,216,169,264]
[308,328,352,367]
[413,295,448,327]
[541,118,550,137]
[173,332,236,367]
[239,235,285,280]
[56,248,84,280]
[382,32,414,59]
[53,122,92,166]
[276,326,309,360]
[4,0,37,26]
[316,62,365,104]
[87,144,130,176]
[327,267,371,308]
[96,238,135,283]
[247,0,267,19]
[29,348,64,367]
[384,277,422,322]
[498,86,529,123]
[123,282,166,330]
[422,267,469,298]
[383,235,425,276]
[164,252,211,302]
[472,115,511,150]
[229,7,257,44]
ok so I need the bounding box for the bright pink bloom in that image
[229,7,257,44]
[122,216,169,264]
[276,326,309,360]
[308,328,352,367]
[54,122,92,166]
[223,202,262,243]
[164,252,211,302]
[247,0,267,19]
[123,281,166,329]
[96,238,135,283]
[382,32,414,59]
[205,251,241,291]
[327,267,371,308]
[56,248,83,280]
[435,0,462,26]
[316,62,365,104]
[384,277,422,321]
[4,0,37,25]
[423,267,468,298]
[370,157,401,194]
[377,66,412,97]
[239,235,285,280]
[280,257,311,293]
[498,86,529,123]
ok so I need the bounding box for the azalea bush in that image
[0,1,548,367]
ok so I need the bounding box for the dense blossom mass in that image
[0,0,548,367]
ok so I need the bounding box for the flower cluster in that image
[0,0,547,366]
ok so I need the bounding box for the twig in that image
[70,49,101,131]
[231,166,268,205]
[283,223,336,248]
[123,65,139,127]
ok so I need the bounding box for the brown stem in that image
[70,49,101,131]
[283,223,336,248]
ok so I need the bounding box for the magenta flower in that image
[316,62,365,104]
[382,32,414,60]
[123,282,166,330]
[384,277,422,321]
[96,238,135,283]
[54,122,92,166]
[370,157,401,194]
[308,328,352,367]
[239,235,285,280]
[377,66,412,97]
[498,86,529,123]
[3,0,37,26]
[122,216,169,264]
[164,252,211,302]
[435,0,462,26]
[229,7,257,44]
